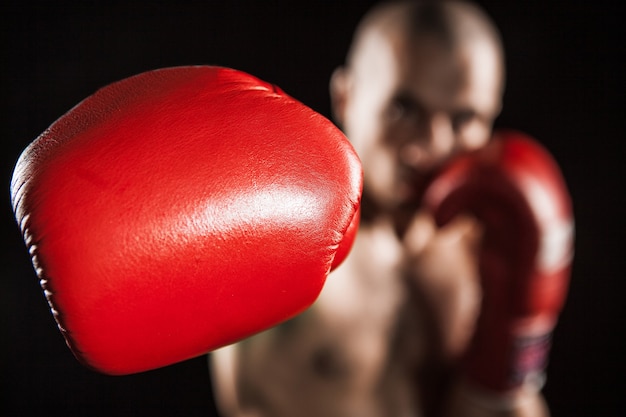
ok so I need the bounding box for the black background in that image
[2,1,624,416]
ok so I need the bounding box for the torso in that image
[210,215,480,417]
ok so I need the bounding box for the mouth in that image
[397,166,434,205]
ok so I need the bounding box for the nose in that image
[400,112,455,171]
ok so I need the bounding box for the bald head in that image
[331,0,506,210]
[346,0,505,94]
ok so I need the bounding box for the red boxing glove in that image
[11,66,362,375]
[423,131,574,393]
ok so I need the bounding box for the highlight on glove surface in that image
[10,66,363,375]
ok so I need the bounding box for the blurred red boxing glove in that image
[423,131,574,394]
[10,66,362,375]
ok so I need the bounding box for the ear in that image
[329,66,350,127]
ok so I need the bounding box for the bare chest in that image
[232,224,426,416]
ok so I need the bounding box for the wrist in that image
[456,374,545,410]
[445,375,549,417]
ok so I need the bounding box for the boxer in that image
[210,2,572,417]
[10,1,572,416]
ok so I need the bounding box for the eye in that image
[385,94,419,123]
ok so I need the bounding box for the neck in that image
[359,190,422,239]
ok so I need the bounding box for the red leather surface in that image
[11,66,363,375]
[423,131,574,392]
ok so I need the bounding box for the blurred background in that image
[1,1,623,416]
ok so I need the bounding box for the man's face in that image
[336,28,503,210]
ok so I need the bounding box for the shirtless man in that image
[211,1,551,416]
